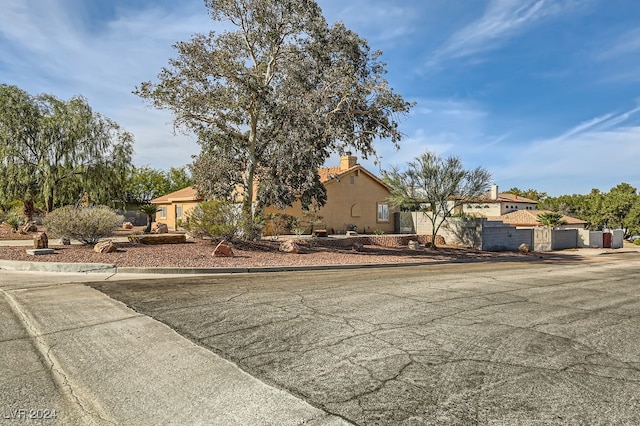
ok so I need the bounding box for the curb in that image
[0,259,117,274]
[0,256,540,275]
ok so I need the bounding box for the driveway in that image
[90,253,640,425]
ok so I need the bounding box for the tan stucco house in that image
[461,185,538,216]
[459,185,587,229]
[150,186,201,231]
[264,154,395,234]
[151,154,395,234]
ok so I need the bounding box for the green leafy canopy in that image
[135,0,413,237]
[0,84,133,212]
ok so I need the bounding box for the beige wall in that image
[154,201,200,231]
[264,169,395,234]
[462,201,537,216]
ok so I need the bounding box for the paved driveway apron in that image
[92,255,640,425]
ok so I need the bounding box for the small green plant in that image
[373,229,384,235]
[635,239,640,246]
[182,200,240,241]
[44,205,124,245]
[3,208,24,232]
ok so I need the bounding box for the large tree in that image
[124,165,192,205]
[384,151,492,249]
[0,85,133,213]
[135,0,412,237]
[539,185,640,234]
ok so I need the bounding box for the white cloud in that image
[496,116,640,194]
[427,0,579,67]
[596,27,640,60]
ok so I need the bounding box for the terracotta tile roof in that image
[318,164,391,190]
[318,166,344,183]
[151,186,201,204]
[488,209,588,227]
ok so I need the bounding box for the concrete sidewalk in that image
[0,272,349,425]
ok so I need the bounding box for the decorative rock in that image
[213,240,234,257]
[352,241,364,252]
[346,230,358,237]
[26,249,55,256]
[60,237,71,246]
[154,223,169,234]
[279,240,300,254]
[518,243,530,253]
[408,240,421,250]
[33,232,48,249]
[122,222,134,230]
[94,240,117,253]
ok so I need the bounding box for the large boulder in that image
[33,232,48,249]
[408,240,421,250]
[122,221,134,230]
[94,240,117,253]
[518,243,531,253]
[154,223,169,234]
[213,240,234,257]
[279,240,301,254]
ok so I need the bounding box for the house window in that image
[350,175,355,184]
[158,206,167,219]
[377,203,389,222]
[176,205,183,219]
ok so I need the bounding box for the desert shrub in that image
[3,208,24,232]
[44,205,124,245]
[635,239,640,246]
[182,200,240,241]
[265,213,299,237]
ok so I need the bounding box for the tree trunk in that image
[241,109,260,239]
[46,189,54,213]
[23,199,35,222]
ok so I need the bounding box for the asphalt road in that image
[1,272,347,425]
[86,253,640,425]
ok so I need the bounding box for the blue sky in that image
[2,0,640,196]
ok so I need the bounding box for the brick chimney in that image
[490,184,499,200]
[340,152,357,171]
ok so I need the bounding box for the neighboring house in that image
[487,209,588,230]
[459,185,586,230]
[264,154,396,234]
[151,154,395,234]
[461,185,538,216]
[150,186,201,231]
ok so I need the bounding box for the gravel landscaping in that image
[0,224,534,268]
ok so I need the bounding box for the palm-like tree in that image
[139,204,160,233]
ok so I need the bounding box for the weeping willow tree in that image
[0,84,133,215]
